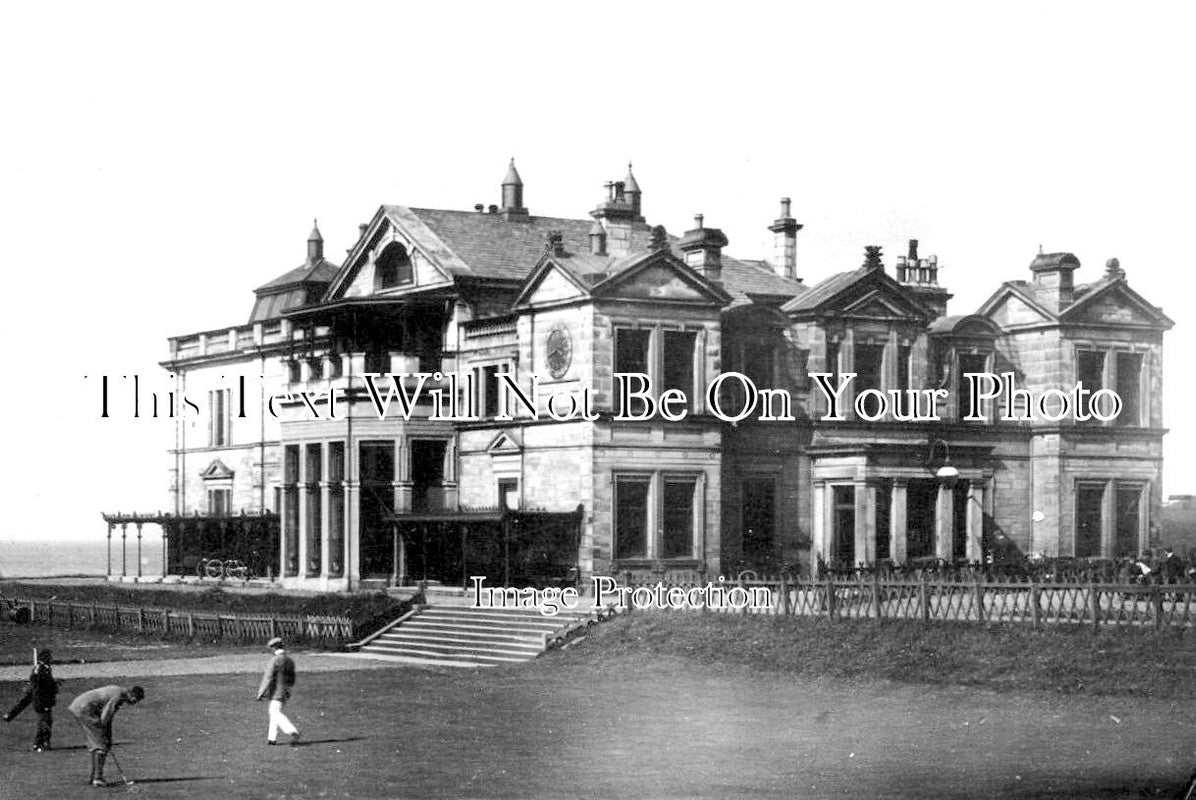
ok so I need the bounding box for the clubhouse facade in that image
[160,163,1172,590]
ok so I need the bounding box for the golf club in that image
[108,748,135,786]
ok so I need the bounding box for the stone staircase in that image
[354,602,594,667]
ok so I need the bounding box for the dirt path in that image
[0,652,404,682]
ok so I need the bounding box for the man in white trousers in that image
[256,637,300,746]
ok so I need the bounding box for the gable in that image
[984,291,1052,327]
[333,213,454,300]
[524,264,586,305]
[840,288,923,319]
[1064,284,1171,328]
[486,430,523,454]
[594,255,727,306]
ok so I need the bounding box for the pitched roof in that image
[255,258,339,292]
[781,268,864,312]
[390,207,804,305]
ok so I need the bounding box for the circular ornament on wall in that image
[546,325,573,379]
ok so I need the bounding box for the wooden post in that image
[780,577,791,616]
[1153,585,1164,629]
[1090,580,1100,631]
[1030,582,1040,629]
[187,612,195,638]
[974,577,984,623]
[827,577,836,622]
[138,607,145,632]
[919,574,930,622]
[873,573,883,626]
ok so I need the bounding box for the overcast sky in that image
[1,2,1192,542]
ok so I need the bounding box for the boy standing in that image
[257,637,300,745]
[2,649,60,751]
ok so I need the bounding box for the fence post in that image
[826,577,836,622]
[1090,580,1100,631]
[138,607,145,633]
[187,612,195,638]
[90,602,97,627]
[1153,586,1164,630]
[1030,582,1040,630]
[919,574,930,622]
[780,577,790,616]
[270,616,277,638]
[872,573,882,626]
[973,577,984,623]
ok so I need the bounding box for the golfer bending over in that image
[67,684,144,787]
[257,636,300,745]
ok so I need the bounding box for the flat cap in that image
[266,637,283,648]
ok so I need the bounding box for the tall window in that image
[615,328,651,416]
[853,343,885,417]
[209,389,231,446]
[1075,483,1104,557]
[661,478,697,558]
[957,352,989,421]
[1115,352,1143,427]
[662,331,697,398]
[1077,351,1105,421]
[482,364,502,419]
[1115,485,1142,558]
[207,488,231,515]
[327,442,345,577]
[305,444,322,576]
[375,243,413,290]
[282,445,300,576]
[614,477,650,558]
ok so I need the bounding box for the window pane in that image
[1077,351,1104,420]
[615,329,651,416]
[662,480,696,558]
[614,479,649,559]
[1115,352,1142,427]
[663,331,696,397]
[1076,484,1104,557]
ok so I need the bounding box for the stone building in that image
[161,162,1172,590]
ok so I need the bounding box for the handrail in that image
[346,606,423,650]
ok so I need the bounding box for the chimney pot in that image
[474,204,484,213]
[908,239,919,261]
[695,213,704,229]
[780,197,791,218]
[488,205,498,214]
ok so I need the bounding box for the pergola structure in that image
[100,511,279,580]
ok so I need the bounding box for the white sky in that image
[1,2,1193,541]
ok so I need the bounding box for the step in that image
[374,626,543,645]
[401,620,558,636]
[378,632,541,652]
[416,609,575,625]
[366,637,540,657]
[360,643,532,664]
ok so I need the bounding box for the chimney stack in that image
[307,219,323,265]
[768,197,802,280]
[678,213,728,283]
[589,220,607,255]
[1029,251,1080,312]
[590,168,645,257]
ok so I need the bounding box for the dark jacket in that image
[257,650,296,702]
[7,662,58,718]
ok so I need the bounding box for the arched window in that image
[375,243,413,290]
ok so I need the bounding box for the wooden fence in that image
[0,595,353,644]
[620,576,1196,630]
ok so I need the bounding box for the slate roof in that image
[781,267,866,312]
[255,258,340,292]
[391,206,804,307]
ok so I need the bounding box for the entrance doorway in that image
[411,440,447,513]
[906,479,938,559]
[742,478,776,569]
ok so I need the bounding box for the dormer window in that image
[375,243,413,290]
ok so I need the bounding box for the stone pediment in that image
[200,460,235,480]
[1063,283,1173,329]
[981,289,1054,327]
[486,430,523,454]
[517,261,588,307]
[593,252,728,306]
[840,289,920,319]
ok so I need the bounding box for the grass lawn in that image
[0,614,1194,798]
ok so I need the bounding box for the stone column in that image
[278,490,288,581]
[812,482,827,568]
[890,480,908,564]
[320,443,331,580]
[297,444,309,579]
[858,481,875,566]
[966,482,985,562]
[395,439,412,512]
[935,482,954,561]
